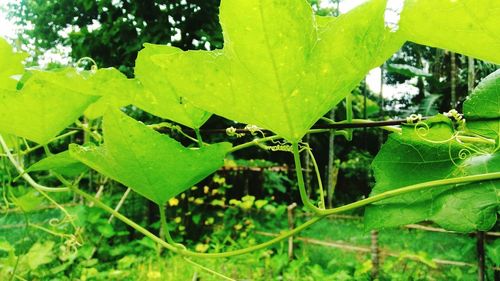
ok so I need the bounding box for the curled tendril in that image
[244,124,265,138]
[406,114,423,124]
[414,121,457,144]
[76,57,98,73]
[256,140,293,152]
[444,109,466,131]
[225,127,245,138]
[458,148,472,160]
[414,121,430,137]
[49,214,75,228]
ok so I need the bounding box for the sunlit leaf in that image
[70,109,231,205]
[0,37,27,90]
[0,71,99,144]
[400,0,500,64]
[135,44,212,129]
[142,0,403,141]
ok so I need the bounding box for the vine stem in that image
[159,203,176,245]
[0,131,78,157]
[194,128,204,147]
[0,134,69,192]
[229,128,335,153]
[70,185,323,258]
[292,141,500,216]
[306,147,326,209]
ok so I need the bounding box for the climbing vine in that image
[0,0,499,278]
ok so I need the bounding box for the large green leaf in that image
[28,67,140,119]
[69,110,231,205]
[27,151,88,177]
[135,44,212,129]
[365,116,499,232]
[83,67,142,119]
[400,0,500,64]
[0,37,27,90]
[0,71,99,144]
[141,0,403,141]
[463,69,500,144]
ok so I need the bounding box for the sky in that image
[0,0,416,99]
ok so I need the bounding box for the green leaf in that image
[26,67,140,120]
[387,63,431,78]
[0,37,27,90]
[135,44,212,129]
[27,151,88,177]
[0,70,99,144]
[84,68,142,119]
[10,190,44,212]
[142,0,403,141]
[463,69,500,143]
[69,109,231,205]
[23,241,56,270]
[365,116,499,232]
[400,0,500,64]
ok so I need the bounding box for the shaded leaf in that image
[365,116,499,232]
[70,109,231,205]
[10,190,44,212]
[463,69,500,143]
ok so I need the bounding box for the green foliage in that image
[134,44,212,128]
[463,69,500,142]
[400,0,500,64]
[365,115,499,232]
[144,0,402,141]
[0,0,499,279]
[0,73,98,144]
[9,0,223,75]
[27,151,88,177]
[0,38,27,90]
[70,109,231,205]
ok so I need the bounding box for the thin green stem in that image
[229,135,282,153]
[0,131,78,157]
[457,135,496,145]
[306,148,325,209]
[292,142,323,212]
[345,95,353,141]
[194,128,204,147]
[319,172,500,216]
[0,134,69,193]
[159,204,175,245]
[70,168,500,258]
[70,185,324,258]
[183,258,236,281]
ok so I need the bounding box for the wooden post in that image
[477,231,485,281]
[327,109,335,208]
[287,203,297,260]
[371,230,380,279]
[468,57,475,93]
[450,52,457,109]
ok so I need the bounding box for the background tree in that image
[9,0,223,76]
